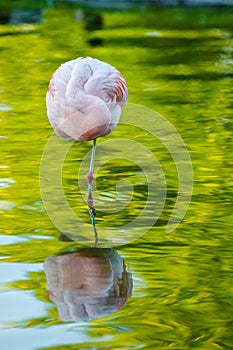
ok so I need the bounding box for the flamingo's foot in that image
[89,207,96,217]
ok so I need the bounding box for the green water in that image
[1,6,233,349]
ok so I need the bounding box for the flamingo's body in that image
[46,57,128,141]
[46,57,128,243]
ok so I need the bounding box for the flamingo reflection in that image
[43,248,132,322]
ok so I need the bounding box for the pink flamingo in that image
[46,57,128,241]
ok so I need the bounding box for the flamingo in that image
[46,57,128,241]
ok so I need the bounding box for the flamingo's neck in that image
[65,62,96,109]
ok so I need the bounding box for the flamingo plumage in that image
[46,57,128,241]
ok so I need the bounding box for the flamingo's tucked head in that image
[61,97,116,141]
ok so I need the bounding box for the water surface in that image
[1,6,233,350]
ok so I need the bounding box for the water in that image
[1,6,233,349]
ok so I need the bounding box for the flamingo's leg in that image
[87,139,98,246]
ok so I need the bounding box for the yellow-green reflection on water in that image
[1,6,233,350]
